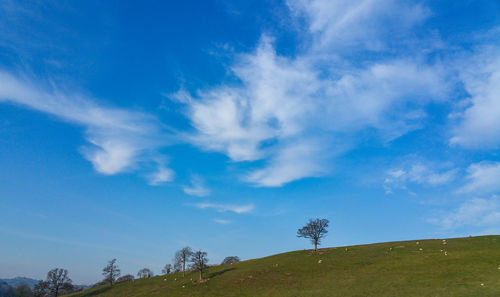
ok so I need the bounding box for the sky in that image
[0,0,500,284]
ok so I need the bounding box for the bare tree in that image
[137,268,154,279]
[162,264,172,275]
[297,218,330,251]
[174,246,192,277]
[15,283,33,297]
[173,262,182,273]
[221,256,240,265]
[33,280,49,297]
[35,268,73,297]
[102,258,121,286]
[190,250,209,280]
[116,275,134,283]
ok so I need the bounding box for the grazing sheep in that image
[318,260,322,264]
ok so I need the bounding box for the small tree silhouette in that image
[297,218,329,251]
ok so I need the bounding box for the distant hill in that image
[0,277,40,289]
[67,235,500,297]
[0,281,15,296]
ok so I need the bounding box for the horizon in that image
[1,0,500,284]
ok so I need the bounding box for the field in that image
[67,235,500,297]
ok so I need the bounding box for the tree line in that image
[7,218,327,296]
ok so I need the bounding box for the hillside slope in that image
[67,236,500,297]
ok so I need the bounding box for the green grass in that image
[67,235,500,297]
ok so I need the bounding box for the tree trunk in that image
[314,239,317,251]
[199,269,202,280]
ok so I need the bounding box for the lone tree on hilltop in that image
[102,258,121,286]
[162,264,172,275]
[174,246,193,277]
[137,268,154,279]
[221,256,240,265]
[190,250,209,280]
[297,218,330,252]
[34,268,73,297]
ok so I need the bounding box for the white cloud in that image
[0,71,173,184]
[287,0,430,52]
[175,0,453,187]
[430,196,500,230]
[193,202,254,214]
[147,164,174,186]
[244,139,328,187]
[459,161,500,194]
[183,35,449,187]
[450,45,500,149]
[384,162,457,194]
[183,175,211,197]
[213,218,231,224]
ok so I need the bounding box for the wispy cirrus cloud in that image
[183,175,211,197]
[429,196,500,230]
[287,0,431,52]
[450,44,500,149]
[213,218,232,224]
[181,37,449,187]
[0,71,174,184]
[458,161,500,195]
[193,202,254,214]
[384,161,457,194]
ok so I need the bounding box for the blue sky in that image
[1,0,500,284]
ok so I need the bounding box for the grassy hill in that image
[67,235,500,297]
